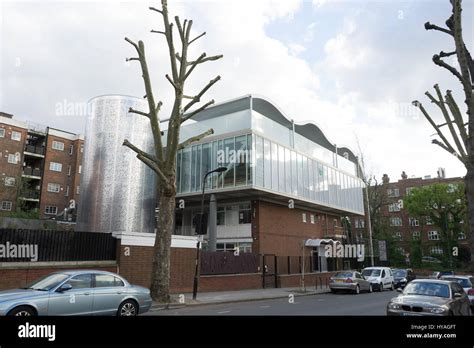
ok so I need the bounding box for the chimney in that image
[401,171,408,180]
[382,174,390,184]
[437,167,446,178]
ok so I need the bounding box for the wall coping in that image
[112,231,198,249]
[0,260,117,270]
[201,273,261,278]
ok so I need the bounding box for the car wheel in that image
[118,300,138,317]
[354,285,360,295]
[368,284,373,293]
[8,306,36,316]
[330,289,337,294]
[390,282,394,291]
[379,283,383,292]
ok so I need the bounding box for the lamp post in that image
[192,166,227,300]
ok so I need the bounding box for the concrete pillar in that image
[208,194,217,252]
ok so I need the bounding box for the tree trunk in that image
[466,170,474,272]
[150,185,176,303]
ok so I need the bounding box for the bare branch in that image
[424,21,453,36]
[184,52,206,80]
[181,99,214,123]
[126,57,140,62]
[122,139,158,165]
[137,154,169,185]
[439,50,456,58]
[185,19,193,43]
[184,76,221,112]
[432,139,464,164]
[124,37,139,51]
[445,90,469,146]
[165,74,179,90]
[178,128,214,150]
[128,107,149,118]
[123,139,168,184]
[187,54,223,66]
[174,16,185,42]
[149,6,163,15]
[189,31,206,45]
[425,90,441,107]
[150,30,166,35]
[433,54,464,84]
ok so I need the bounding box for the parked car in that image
[440,275,474,312]
[387,279,471,316]
[392,269,416,289]
[430,271,454,279]
[362,267,394,291]
[0,270,152,316]
[329,271,373,294]
[422,256,442,264]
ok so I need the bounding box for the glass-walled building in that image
[171,95,365,259]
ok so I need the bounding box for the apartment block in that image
[0,112,84,220]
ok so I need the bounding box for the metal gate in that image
[262,254,278,288]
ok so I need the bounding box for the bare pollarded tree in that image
[412,0,473,270]
[122,0,222,302]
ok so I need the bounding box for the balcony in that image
[20,190,40,201]
[24,144,45,157]
[22,167,42,178]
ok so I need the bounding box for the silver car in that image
[0,270,152,316]
[329,271,373,294]
[387,279,471,316]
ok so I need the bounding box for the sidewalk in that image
[151,286,331,310]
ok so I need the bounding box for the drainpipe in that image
[334,143,338,168]
[291,119,295,149]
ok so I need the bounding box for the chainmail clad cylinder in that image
[77,95,156,233]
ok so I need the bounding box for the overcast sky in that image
[1,0,472,181]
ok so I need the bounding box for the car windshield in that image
[443,277,471,288]
[334,272,353,278]
[404,282,450,298]
[393,270,407,277]
[362,269,380,277]
[21,273,70,291]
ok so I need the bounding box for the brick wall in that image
[278,271,336,288]
[254,200,341,256]
[0,262,117,291]
[0,122,28,213]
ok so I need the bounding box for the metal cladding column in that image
[208,194,217,252]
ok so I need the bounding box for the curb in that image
[150,288,331,311]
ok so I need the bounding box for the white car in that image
[440,275,474,312]
[362,267,394,291]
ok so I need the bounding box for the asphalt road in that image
[145,289,397,316]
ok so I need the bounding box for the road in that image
[145,290,397,316]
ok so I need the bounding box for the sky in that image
[1,0,472,181]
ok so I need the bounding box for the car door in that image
[356,272,369,291]
[92,274,126,315]
[48,274,94,315]
[381,269,387,289]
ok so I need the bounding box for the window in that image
[95,274,124,288]
[217,207,225,225]
[7,154,18,164]
[238,204,251,224]
[302,213,307,223]
[65,274,92,289]
[406,187,414,195]
[393,232,403,241]
[387,188,399,197]
[425,216,434,225]
[388,203,401,212]
[409,218,419,226]
[52,141,64,151]
[67,165,71,176]
[390,217,402,226]
[429,246,443,255]
[47,183,60,193]
[78,165,82,174]
[412,231,421,240]
[0,128,5,137]
[4,177,15,186]
[49,162,62,172]
[45,206,58,215]
[428,230,440,240]
[80,144,84,153]
[11,131,21,141]
[65,185,69,197]
[76,185,80,194]
[1,201,12,211]
[458,232,466,240]
[69,144,73,155]
[310,214,315,224]
[355,218,365,229]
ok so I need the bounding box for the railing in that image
[24,144,45,155]
[0,229,117,262]
[21,190,40,199]
[23,167,42,177]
